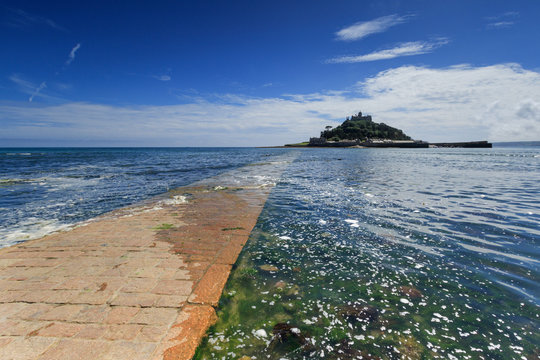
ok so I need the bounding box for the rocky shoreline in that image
[278,140,492,148]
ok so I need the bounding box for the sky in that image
[1,0,540,146]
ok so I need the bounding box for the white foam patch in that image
[160,195,188,205]
[345,219,360,228]
[0,218,75,248]
[253,329,267,338]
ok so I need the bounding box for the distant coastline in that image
[280,140,492,149]
[260,141,540,149]
[282,111,493,148]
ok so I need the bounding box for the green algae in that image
[0,178,31,187]
[153,223,174,230]
[194,221,540,360]
[222,227,245,231]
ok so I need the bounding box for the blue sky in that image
[1,0,540,146]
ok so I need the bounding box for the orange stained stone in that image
[161,305,217,360]
[188,264,232,306]
[0,161,285,359]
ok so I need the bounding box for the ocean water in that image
[1,145,539,359]
[194,145,540,360]
[0,147,287,247]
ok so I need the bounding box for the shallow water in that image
[0,147,291,247]
[1,145,539,358]
[195,146,540,359]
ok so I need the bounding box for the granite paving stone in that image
[35,322,83,338]
[104,306,140,324]
[74,324,107,339]
[0,161,285,359]
[102,324,143,341]
[0,337,57,360]
[36,339,112,360]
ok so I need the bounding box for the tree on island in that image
[320,112,411,141]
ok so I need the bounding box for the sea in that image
[1,145,539,359]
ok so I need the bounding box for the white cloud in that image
[153,75,171,81]
[355,64,540,141]
[9,74,35,92]
[2,64,540,145]
[336,14,412,41]
[4,8,66,31]
[486,11,519,21]
[29,82,47,102]
[9,43,80,102]
[9,75,50,102]
[65,43,81,65]
[328,39,448,63]
[486,11,518,29]
[487,21,514,29]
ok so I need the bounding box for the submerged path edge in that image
[0,157,294,360]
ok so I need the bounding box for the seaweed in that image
[193,206,540,360]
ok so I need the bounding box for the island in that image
[285,112,491,148]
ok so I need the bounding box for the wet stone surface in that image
[0,156,294,360]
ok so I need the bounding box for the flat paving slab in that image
[0,159,291,360]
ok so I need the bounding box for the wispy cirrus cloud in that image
[486,11,519,20]
[336,14,412,41]
[29,82,47,102]
[3,7,66,31]
[486,11,518,29]
[487,21,514,29]
[65,43,81,66]
[327,39,448,64]
[9,74,47,102]
[9,74,35,91]
[9,74,64,103]
[10,43,81,102]
[153,75,171,81]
